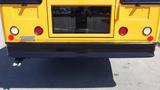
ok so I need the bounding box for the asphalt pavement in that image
[0,15,160,90]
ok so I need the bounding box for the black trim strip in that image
[0,0,42,4]
[6,43,155,58]
[121,0,160,4]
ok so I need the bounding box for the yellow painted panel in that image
[115,5,160,42]
[0,1,49,42]
[123,7,150,19]
[0,0,160,43]
[13,6,39,19]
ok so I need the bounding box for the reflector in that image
[8,35,14,41]
[147,36,154,41]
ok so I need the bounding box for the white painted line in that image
[0,14,6,49]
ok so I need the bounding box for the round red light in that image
[147,36,154,42]
[119,27,128,36]
[34,26,43,35]
[8,35,14,41]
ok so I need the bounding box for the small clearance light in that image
[119,27,128,36]
[34,26,43,35]
[10,26,19,35]
[147,36,154,42]
[143,27,152,36]
[8,35,14,41]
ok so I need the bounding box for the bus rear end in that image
[0,0,160,59]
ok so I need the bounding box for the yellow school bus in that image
[0,0,160,66]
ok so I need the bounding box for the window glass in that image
[52,6,111,34]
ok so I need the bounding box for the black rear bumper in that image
[6,43,155,58]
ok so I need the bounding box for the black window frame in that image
[121,0,160,4]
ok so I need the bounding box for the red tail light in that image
[147,36,154,42]
[34,26,43,35]
[8,35,14,41]
[119,27,128,36]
